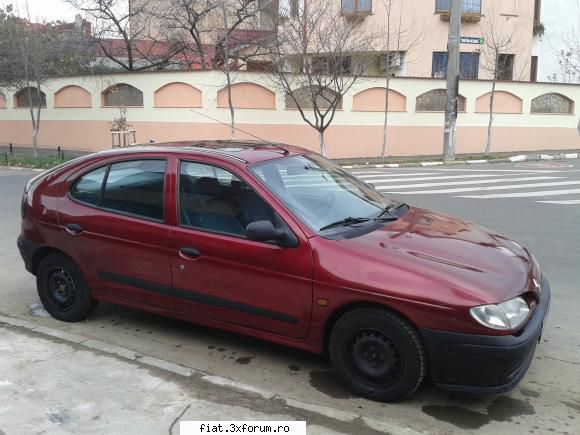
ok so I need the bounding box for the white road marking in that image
[353,172,437,178]
[382,179,578,194]
[535,199,580,205]
[362,174,538,184]
[428,168,564,173]
[377,176,562,191]
[458,189,580,198]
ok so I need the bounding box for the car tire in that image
[36,253,97,322]
[329,308,426,402]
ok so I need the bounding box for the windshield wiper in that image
[378,201,407,218]
[319,215,398,232]
[319,217,372,231]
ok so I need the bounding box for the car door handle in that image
[179,247,201,259]
[65,223,83,236]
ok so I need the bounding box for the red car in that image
[17,141,550,402]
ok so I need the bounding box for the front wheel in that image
[36,253,97,322]
[329,308,426,402]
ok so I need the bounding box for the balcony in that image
[435,0,482,23]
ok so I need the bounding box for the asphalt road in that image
[0,161,579,434]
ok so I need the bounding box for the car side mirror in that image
[246,220,297,247]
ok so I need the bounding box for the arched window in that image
[416,89,466,112]
[285,86,342,110]
[102,84,143,107]
[531,93,574,114]
[14,87,47,108]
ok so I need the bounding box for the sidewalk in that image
[0,318,408,435]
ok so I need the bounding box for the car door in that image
[168,159,314,338]
[58,158,175,310]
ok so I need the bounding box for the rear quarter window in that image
[69,166,108,206]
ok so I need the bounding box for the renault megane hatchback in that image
[17,141,550,402]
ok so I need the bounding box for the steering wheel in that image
[313,192,336,217]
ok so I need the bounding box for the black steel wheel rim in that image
[346,328,403,386]
[46,267,76,311]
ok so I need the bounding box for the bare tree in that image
[0,7,92,156]
[480,13,519,156]
[379,0,422,161]
[213,0,275,138]
[270,0,375,156]
[154,0,219,70]
[67,0,187,71]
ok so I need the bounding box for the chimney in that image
[75,14,82,29]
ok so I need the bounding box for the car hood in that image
[313,207,537,307]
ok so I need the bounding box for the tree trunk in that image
[222,5,235,139]
[226,71,235,139]
[381,74,391,161]
[485,53,499,156]
[319,130,326,156]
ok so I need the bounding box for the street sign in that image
[460,36,484,44]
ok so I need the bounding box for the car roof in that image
[93,140,310,164]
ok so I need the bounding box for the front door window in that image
[179,161,276,237]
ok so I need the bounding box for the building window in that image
[279,0,303,18]
[14,87,47,108]
[530,56,538,82]
[435,0,482,14]
[497,54,515,80]
[102,84,144,107]
[531,93,574,114]
[342,0,372,15]
[432,52,479,79]
[416,89,466,112]
[312,56,352,74]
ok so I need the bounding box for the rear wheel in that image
[36,253,97,322]
[329,308,426,402]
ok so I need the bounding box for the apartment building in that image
[129,0,541,81]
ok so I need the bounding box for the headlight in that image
[470,297,530,331]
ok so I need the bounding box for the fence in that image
[1,70,579,159]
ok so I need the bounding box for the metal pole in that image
[9,143,13,155]
[443,0,461,161]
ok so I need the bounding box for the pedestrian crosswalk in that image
[349,167,580,206]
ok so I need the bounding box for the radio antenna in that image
[189,109,289,154]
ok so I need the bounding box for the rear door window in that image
[101,160,166,221]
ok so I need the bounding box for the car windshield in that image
[250,154,403,234]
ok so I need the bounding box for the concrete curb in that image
[340,152,580,169]
[0,166,45,172]
[0,314,421,435]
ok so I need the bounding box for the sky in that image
[3,0,84,22]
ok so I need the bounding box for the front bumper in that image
[420,276,551,394]
[17,234,40,275]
